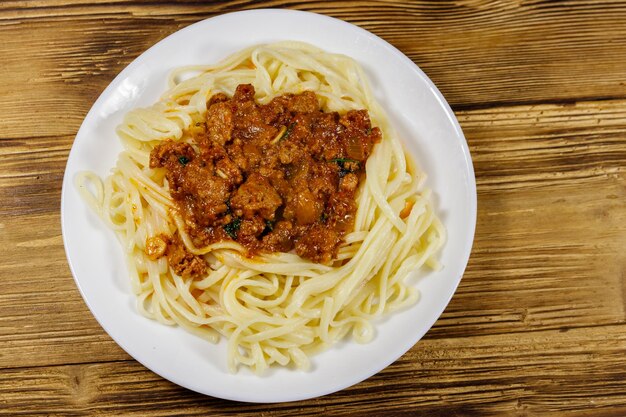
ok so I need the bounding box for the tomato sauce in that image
[150,84,380,270]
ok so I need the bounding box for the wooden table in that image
[2,1,626,415]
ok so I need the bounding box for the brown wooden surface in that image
[1,1,626,415]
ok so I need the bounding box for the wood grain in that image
[1,325,625,416]
[1,1,626,415]
[2,1,626,139]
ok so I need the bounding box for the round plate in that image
[61,9,476,403]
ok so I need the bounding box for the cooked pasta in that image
[76,41,445,373]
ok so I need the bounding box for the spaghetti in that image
[76,42,446,373]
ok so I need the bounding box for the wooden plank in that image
[433,174,626,339]
[2,1,626,140]
[0,213,129,368]
[0,135,72,217]
[1,99,625,378]
[431,99,626,339]
[1,324,625,416]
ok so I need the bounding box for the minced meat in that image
[150,84,381,265]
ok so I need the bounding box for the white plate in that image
[61,9,476,403]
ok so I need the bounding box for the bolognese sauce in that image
[150,84,381,270]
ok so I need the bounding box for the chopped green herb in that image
[329,158,360,164]
[320,212,328,223]
[178,155,190,166]
[258,219,275,239]
[223,217,241,240]
[279,122,296,142]
[330,158,360,177]
[366,127,372,135]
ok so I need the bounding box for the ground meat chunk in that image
[204,101,233,146]
[286,91,319,113]
[226,140,250,171]
[208,92,228,107]
[295,225,340,264]
[261,220,295,252]
[309,162,338,196]
[198,141,243,186]
[230,173,282,220]
[149,141,195,169]
[340,173,359,193]
[340,110,381,161]
[328,191,357,232]
[237,217,267,244]
[278,141,302,165]
[166,234,207,279]
[232,83,255,102]
[180,161,230,225]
